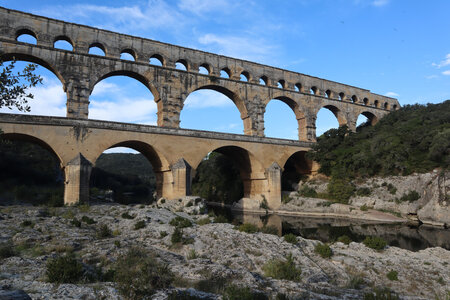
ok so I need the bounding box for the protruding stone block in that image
[63,153,92,205]
[266,162,282,210]
[171,158,192,198]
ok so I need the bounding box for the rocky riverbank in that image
[0,201,449,299]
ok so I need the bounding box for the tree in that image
[0,59,42,112]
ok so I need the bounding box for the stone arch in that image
[317,104,347,128]
[264,96,305,139]
[149,53,165,66]
[198,63,211,74]
[220,67,231,78]
[89,42,107,56]
[260,75,269,85]
[0,132,64,167]
[194,145,265,198]
[186,84,249,125]
[53,35,74,50]
[0,52,66,87]
[15,27,38,42]
[357,111,378,126]
[240,70,251,82]
[120,48,137,61]
[176,59,189,71]
[280,150,313,191]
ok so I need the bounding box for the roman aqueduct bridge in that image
[0,7,399,209]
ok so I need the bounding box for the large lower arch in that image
[315,104,347,137]
[184,84,250,134]
[90,140,171,199]
[281,151,314,191]
[357,111,378,126]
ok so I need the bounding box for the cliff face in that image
[288,170,449,227]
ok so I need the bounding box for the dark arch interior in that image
[282,151,312,191]
[90,142,160,204]
[192,146,251,204]
[0,134,64,206]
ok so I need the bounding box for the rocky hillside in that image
[1,201,449,299]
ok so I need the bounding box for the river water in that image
[208,206,450,252]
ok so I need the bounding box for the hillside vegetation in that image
[307,100,450,179]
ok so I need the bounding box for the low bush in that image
[281,194,293,204]
[222,285,268,300]
[187,249,198,260]
[315,243,332,258]
[46,254,83,283]
[213,215,228,223]
[356,187,372,196]
[134,220,146,230]
[160,231,168,238]
[297,185,318,198]
[386,270,398,281]
[283,233,298,244]
[70,218,81,228]
[347,275,365,289]
[96,224,112,239]
[259,225,278,235]
[398,190,420,202]
[171,227,183,244]
[262,254,301,281]
[114,247,173,299]
[364,288,399,300]
[81,216,96,224]
[327,178,355,204]
[169,216,192,228]
[20,220,34,227]
[260,197,269,209]
[196,218,211,225]
[0,243,15,259]
[363,236,387,251]
[386,183,397,195]
[360,204,369,211]
[121,212,135,219]
[237,223,259,234]
[337,235,352,245]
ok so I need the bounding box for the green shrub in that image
[262,254,301,281]
[81,215,96,224]
[121,212,135,219]
[171,227,183,244]
[169,216,192,228]
[297,185,318,198]
[398,190,420,202]
[316,201,332,207]
[281,194,293,204]
[364,287,399,300]
[347,276,365,289]
[237,223,259,234]
[187,249,198,260]
[196,218,211,225]
[327,178,355,204]
[363,236,387,250]
[46,255,83,283]
[222,285,268,300]
[315,243,332,258]
[114,247,173,299]
[97,224,112,239]
[134,220,146,230]
[386,270,398,281]
[114,240,121,248]
[360,204,369,211]
[213,215,228,223]
[70,218,81,228]
[356,187,372,196]
[160,231,168,238]
[260,197,269,209]
[387,184,397,195]
[20,220,34,227]
[0,243,15,259]
[283,233,298,244]
[259,225,278,235]
[337,235,352,245]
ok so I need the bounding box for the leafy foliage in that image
[0,60,43,111]
[222,285,268,300]
[363,236,387,250]
[169,216,192,228]
[283,233,298,244]
[192,152,243,204]
[315,243,333,258]
[46,254,83,283]
[308,101,450,178]
[262,254,302,281]
[386,270,398,281]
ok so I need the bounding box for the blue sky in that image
[2,0,450,142]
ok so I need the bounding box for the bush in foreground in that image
[315,243,332,258]
[262,254,301,281]
[283,233,298,244]
[222,285,268,300]
[363,236,387,251]
[114,247,173,299]
[46,254,83,283]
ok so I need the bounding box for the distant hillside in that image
[94,153,155,182]
[308,100,450,178]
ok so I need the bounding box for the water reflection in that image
[209,206,450,252]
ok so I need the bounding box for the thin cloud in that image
[89,97,157,124]
[372,0,390,7]
[442,70,450,76]
[385,92,399,97]
[432,53,450,68]
[184,90,234,109]
[178,0,231,15]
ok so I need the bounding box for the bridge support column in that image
[171,158,192,198]
[65,77,90,119]
[346,115,357,132]
[265,163,282,210]
[63,154,92,205]
[155,86,184,128]
[298,115,316,142]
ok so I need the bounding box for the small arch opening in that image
[374,100,380,108]
[294,83,302,92]
[357,111,378,128]
[325,90,331,98]
[316,106,341,137]
[220,68,231,79]
[89,43,106,56]
[199,64,210,75]
[176,60,188,71]
[393,104,398,110]
[149,54,164,66]
[351,95,358,103]
[282,151,312,191]
[240,71,250,82]
[363,98,369,105]
[120,50,136,61]
[277,80,285,89]
[310,86,318,95]
[53,36,73,51]
[16,29,37,44]
[339,92,345,101]
[259,76,268,85]
[384,102,389,110]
